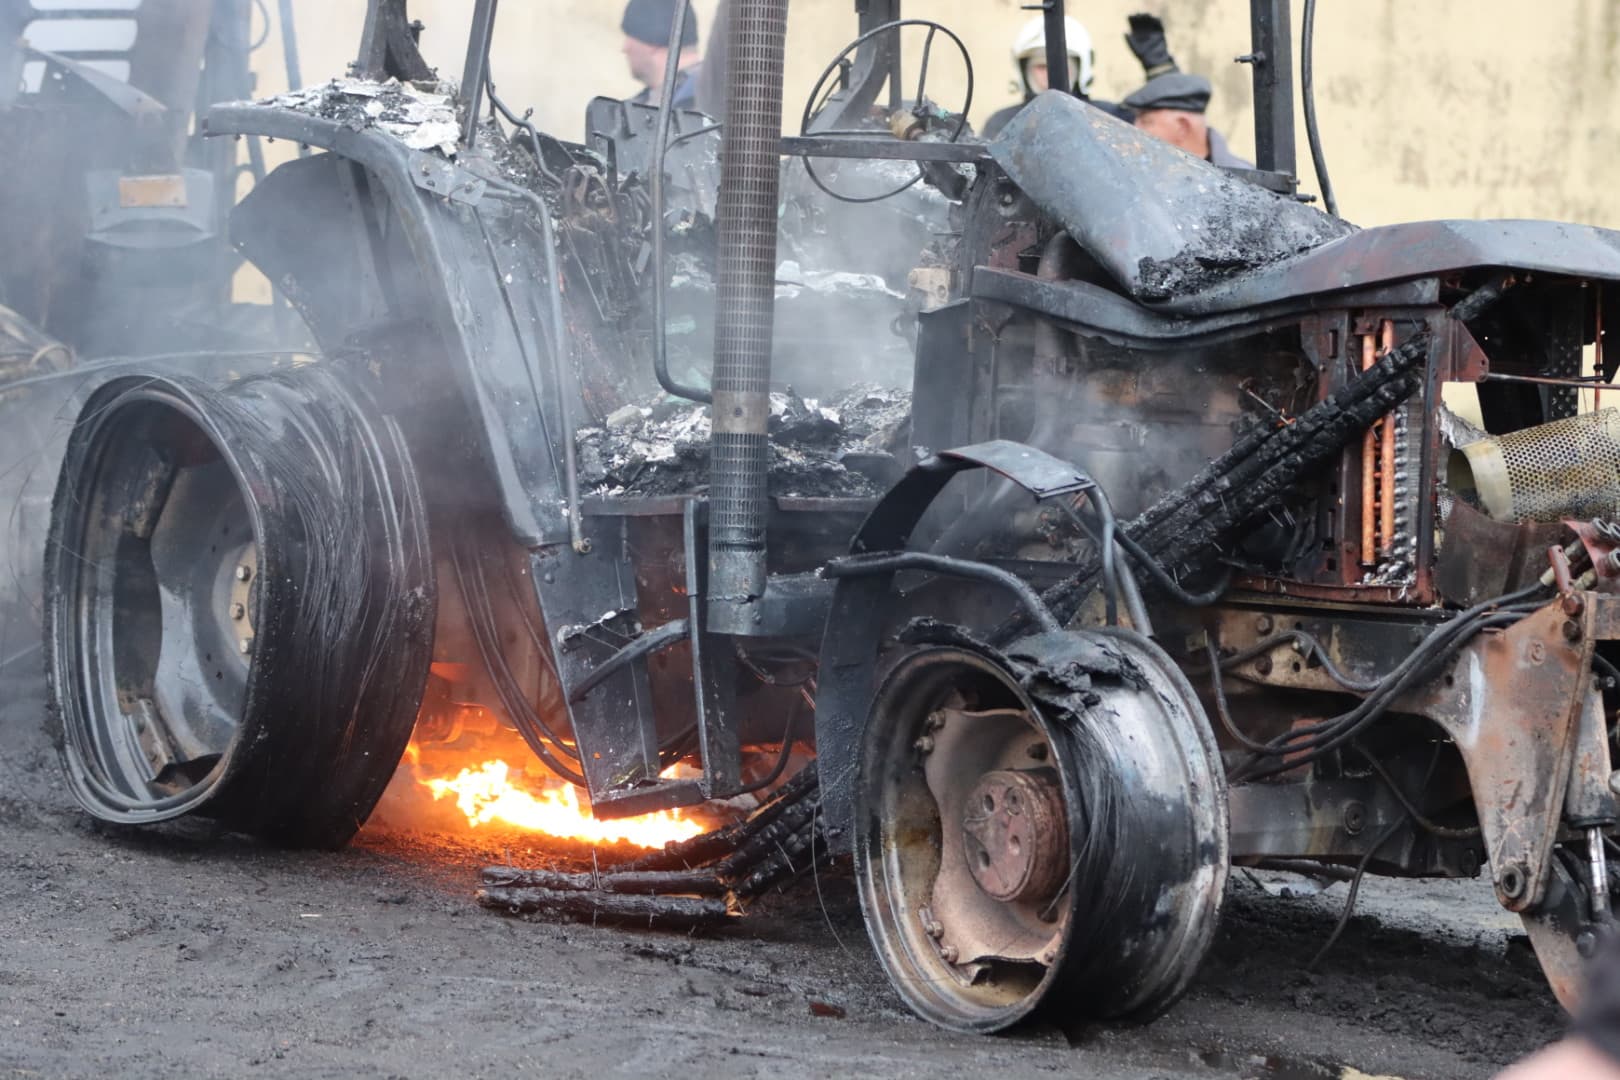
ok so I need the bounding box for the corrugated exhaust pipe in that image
[707,0,788,634]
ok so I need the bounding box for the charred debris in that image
[577,384,910,498]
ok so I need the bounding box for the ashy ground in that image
[0,676,1566,1080]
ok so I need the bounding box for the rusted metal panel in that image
[1405,602,1593,911]
[1588,592,1620,638]
[117,174,189,209]
[1564,690,1617,826]
[1435,504,1569,606]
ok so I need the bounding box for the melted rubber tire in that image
[44,366,435,848]
[853,628,1228,1033]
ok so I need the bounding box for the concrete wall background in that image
[255,1,1620,230]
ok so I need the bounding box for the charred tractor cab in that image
[27,0,1620,1032]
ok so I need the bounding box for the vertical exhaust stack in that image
[707,0,788,634]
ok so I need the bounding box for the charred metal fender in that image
[206,104,570,548]
[814,440,1095,848]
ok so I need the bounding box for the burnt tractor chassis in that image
[35,0,1620,1034]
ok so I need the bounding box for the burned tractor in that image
[32,0,1620,1033]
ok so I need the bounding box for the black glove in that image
[1125,13,1179,79]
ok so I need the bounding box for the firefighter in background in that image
[981,15,1129,138]
[1120,13,1253,168]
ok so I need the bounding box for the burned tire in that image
[44,366,435,848]
[853,629,1227,1033]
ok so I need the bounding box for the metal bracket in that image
[937,440,1096,499]
[685,499,741,797]
[408,150,487,205]
[354,0,434,83]
[1405,600,1595,911]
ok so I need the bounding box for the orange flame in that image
[420,758,705,849]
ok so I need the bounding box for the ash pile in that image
[245,78,461,154]
[577,385,911,499]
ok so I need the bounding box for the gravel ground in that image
[0,667,1566,1080]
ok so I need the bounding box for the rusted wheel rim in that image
[853,630,1227,1033]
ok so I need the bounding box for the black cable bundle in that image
[1023,278,1511,634]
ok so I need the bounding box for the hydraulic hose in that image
[1301,0,1339,216]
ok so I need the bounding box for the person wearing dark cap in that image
[1121,13,1251,169]
[621,0,702,109]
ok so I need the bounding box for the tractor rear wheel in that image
[44,366,435,847]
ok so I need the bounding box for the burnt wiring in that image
[567,619,690,705]
[1228,583,1548,783]
[476,763,828,925]
[732,642,818,794]
[450,532,589,786]
[1196,628,1381,693]
[1114,523,1232,608]
[484,73,564,187]
[1023,277,1513,641]
[1307,746,1446,969]
[797,19,975,205]
[1053,493,1125,627]
[1056,488,1218,615]
[1307,815,1405,969]
[1203,639,1279,754]
[1352,742,1480,839]
[736,710,807,795]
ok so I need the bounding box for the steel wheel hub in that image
[962,768,1068,903]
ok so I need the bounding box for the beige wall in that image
[256,1,1620,230]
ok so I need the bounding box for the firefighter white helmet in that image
[1011,15,1094,96]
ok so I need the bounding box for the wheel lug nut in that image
[238,637,253,655]
[938,944,958,963]
[235,565,252,582]
[913,735,935,754]
[230,603,246,621]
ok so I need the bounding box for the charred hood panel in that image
[990,92,1354,304]
[992,92,1620,316]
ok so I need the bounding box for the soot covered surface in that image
[576,384,910,498]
